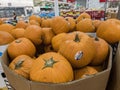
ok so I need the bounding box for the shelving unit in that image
[34,0,73,12]
[105,0,120,19]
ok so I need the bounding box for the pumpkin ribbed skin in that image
[0,31,15,45]
[90,37,109,65]
[29,15,41,24]
[76,12,91,23]
[11,28,25,39]
[15,21,28,29]
[9,55,33,79]
[41,18,52,28]
[96,19,120,44]
[59,31,96,68]
[51,16,69,34]
[29,20,40,26]
[52,33,67,52]
[24,25,43,45]
[76,19,95,32]
[42,28,55,45]
[65,17,76,32]
[30,52,73,83]
[0,24,15,34]
[74,66,98,80]
[7,38,36,59]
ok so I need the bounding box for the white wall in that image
[86,0,105,9]
[0,0,34,7]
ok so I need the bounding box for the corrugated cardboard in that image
[1,47,112,90]
[107,42,120,90]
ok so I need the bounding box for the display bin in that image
[1,46,112,90]
[107,42,120,90]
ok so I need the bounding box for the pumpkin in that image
[52,33,67,52]
[0,19,3,25]
[74,66,98,80]
[76,12,91,23]
[11,28,25,39]
[92,20,103,31]
[51,16,69,34]
[29,15,41,24]
[76,18,95,32]
[7,38,36,59]
[42,28,55,45]
[9,55,33,79]
[65,17,76,32]
[24,25,43,45]
[59,31,96,68]
[92,66,103,72]
[0,24,15,34]
[44,45,54,53]
[30,52,73,83]
[90,37,109,65]
[96,19,120,44]
[15,21,28,29]
[0,31,15,45]
[41,18,52,28]
[29,20,40,26]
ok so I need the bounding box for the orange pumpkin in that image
[7,38,36,59]
[0,24,15,34]
[0,31,15,45]
[76,12,91,23]
[24,25,43,45]
[76,18,95,32]
[0,19,3,25]
[11,28,25,39]
[9,55,33,79]
[74,66,98,80]
[15,21,28,29]
[30,52,73,83]
[90,37,109,65]
[41,18,52,28]
[65,17,76,32]
[42,28,55,45]
[92,66,103,72]
[29,20,40,26]
[92,20,103,31]
[52,33,67,52]
[29,15,41,24]
[51,16,69,34]
[59,31,96,68]
[96,19,120,44]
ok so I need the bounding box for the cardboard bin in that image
[107,42,120,90]
[1,47,112,90]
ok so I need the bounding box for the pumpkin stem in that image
[82,17,85,20]
[95,37,99,41]
[74,33,80,42]
[15,39,22,43]
[15,60,24,69]
[42,57,58,69]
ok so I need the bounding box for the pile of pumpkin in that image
[0,12,120,84]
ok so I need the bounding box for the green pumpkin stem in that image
[15,39,22,43]
[95,37,99,41]
[15,60,24,69]
[74,33,80,42]
[42,57,58,69]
